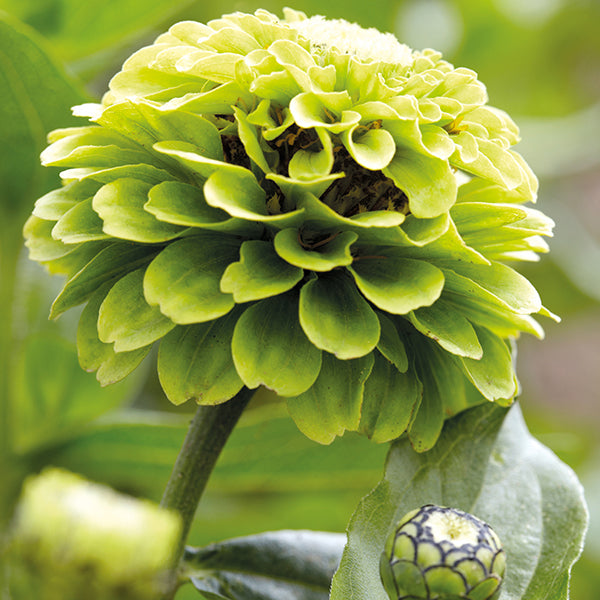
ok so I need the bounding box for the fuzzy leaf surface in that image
[330,403,588,600]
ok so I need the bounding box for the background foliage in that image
[0,1,598,598]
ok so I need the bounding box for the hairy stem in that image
[160,387,254,597]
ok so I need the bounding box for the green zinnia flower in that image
[380,505,506,600]
[24,8,556,450]
[8,469,181,600]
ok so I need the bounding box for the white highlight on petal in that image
[289,15,412,66]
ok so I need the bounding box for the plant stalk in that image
[159,387,254,597]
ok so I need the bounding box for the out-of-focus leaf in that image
[12,332,142,454]
[182,530,345,600]
[0,12,84,216]
[330,403,588,600]
[0,0,196,64]
[47,403,387,502]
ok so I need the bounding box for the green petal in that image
[93,178,185,242]
[52,198,109,243]
[233,106,272,173]
[348,257,444,314]
[143,234,239,324]
[444,290,544,339]
[164,80,254,115]
[33,179,101,220]
[299,272,380,359]
[96,99,224,161]
[399,213,450,246]
[443,261,541,314]
[158,310,244,406]
[274,228,357,271]
[341,126,396,170]
[77,284,150,386]
[397,218,489,265]
[407,343,457,453]
[204,167,305,226]
[451,202,529,235]
[231,293,322,397]
[296,191,406,232]
[289,92,358,133]
[408,300,483,359]
[50,242,159,318]
[61,164,176,186]
[376,312,408,373]
[460,326,517,403]
[220,240,303,302]
[144,181,261,235]
[98,268,175,351]
[288,127,334,179]
[384,149,457,218]
[23,215,78,262]
[359,351,421,443]
[286,352,374,444]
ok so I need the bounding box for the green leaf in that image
[47,402,387,506]
[348,257,444,315]
[231,293,322,397]
[384,149,457,218]
[4,0,197,64]
[92,177,185,242]
[98,267,175,351]
[0,13,84,215]
[51,242,159,318]
[158,310,244,406]
[330,403,588,600]
[287,353,374,444]
[183,530,346,600]
[143,234,240,324]
[274,229,358,272]
[299,272,380,359]
[220,240,303,303]
[359,351,421,443]
[77,283,150,385]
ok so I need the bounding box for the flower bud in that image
[380,504,505,600]
[8,468,181,600]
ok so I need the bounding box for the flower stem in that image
[160,387,254,597]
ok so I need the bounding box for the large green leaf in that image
[0,12,84,216]
[182,530,346,600]
[46,402,387,508]
[330,403,588,600]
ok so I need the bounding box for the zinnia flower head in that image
[24,8,556,450]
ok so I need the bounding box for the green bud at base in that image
[8,468,182,600]
[381,504,505,600]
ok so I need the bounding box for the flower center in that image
[426,510,482,547]
[289,15,413,66]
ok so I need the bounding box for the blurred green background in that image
[0,1,598,598]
